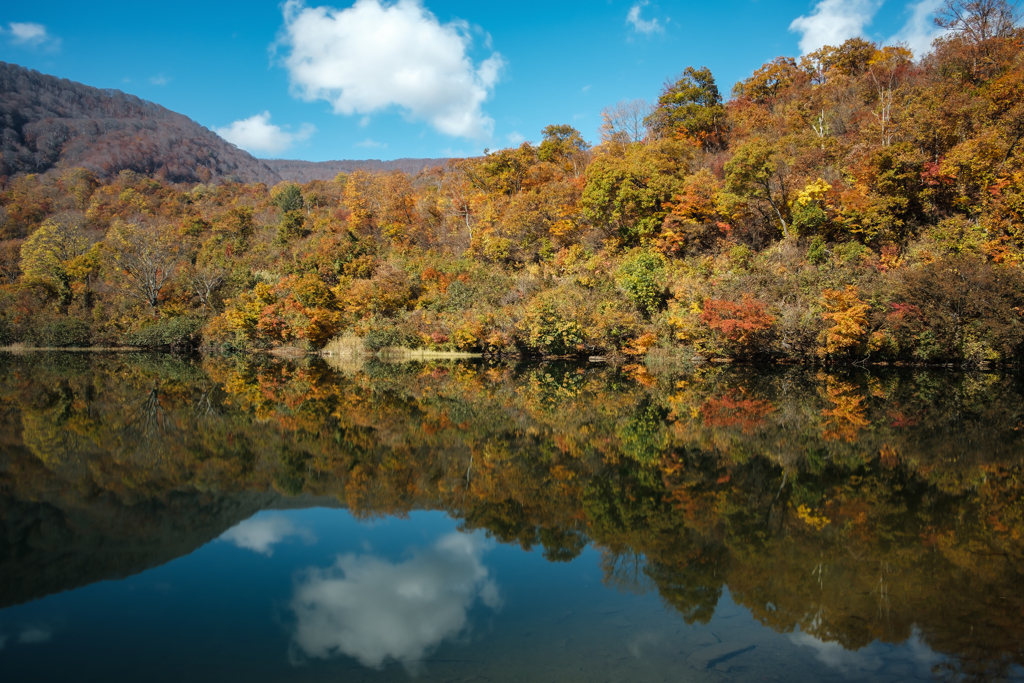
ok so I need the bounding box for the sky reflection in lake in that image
[0,506,983,683]
[288,529,501,670]
[220,514,317,556]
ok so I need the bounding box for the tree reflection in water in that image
[0,352,1022,681]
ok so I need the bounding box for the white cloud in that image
[790,626,940,676]
[889,0,950,58]
[789,0,882,55]
[289,532,501,670]
[4,22,61,51]
[506,131,525,146]
[356,138,386,148]
[627,2,663,35]
[219,515,316,556]
[17,627,52,644]
[789,631,884,672]
[277,0,504,140]
[213,112,316,156]
[8,23,47,43]
[149,75,169,86]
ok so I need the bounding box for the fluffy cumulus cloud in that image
[219,514,316,555]
[277,0,504,140]
[627,1,663,35]
[289,532,501,670]
[789,0,882,54]
[2,22,61,51]
[213,112,315,156]
[889,0,950,58]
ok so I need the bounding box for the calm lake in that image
[0,352,1021,682]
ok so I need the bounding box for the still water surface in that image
[0,353,1021,682]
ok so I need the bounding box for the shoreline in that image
[0,345,146,353]
[0,344,1014,370]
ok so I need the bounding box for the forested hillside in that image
[2,1,1023,365]
[0,62,281,184]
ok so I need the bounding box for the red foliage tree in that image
[700,295,775,354]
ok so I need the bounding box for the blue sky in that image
[0,0,948,161]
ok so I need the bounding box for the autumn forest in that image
[2,3,1024,365]
[3,3,1024,680]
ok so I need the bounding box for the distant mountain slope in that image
[264,157,449,183]
[0,61,281,184]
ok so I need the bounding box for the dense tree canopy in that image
[645,66,727,149]
[2,2,1024,365]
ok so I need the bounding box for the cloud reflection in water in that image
[219,515,316,556]
[789,631,884,672]
[289,532,501,670]
[790,626,941,674]
[17,627,52,644]
[0,627,53,648]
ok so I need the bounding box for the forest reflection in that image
[0,352,1022,681]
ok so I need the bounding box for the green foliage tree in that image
[582,140,688,244]
[520,300,585,355]
[725,139,793,238]
[645,66,727,150]
[538,124,591,177]
[273,183,304,213]
[616,249,666,316]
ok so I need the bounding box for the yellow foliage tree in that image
[795,178,832,207]
[20,214,90,295]
[819,285,869,355]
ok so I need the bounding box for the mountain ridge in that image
[0,61,282,185]
[0,61,453,186]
